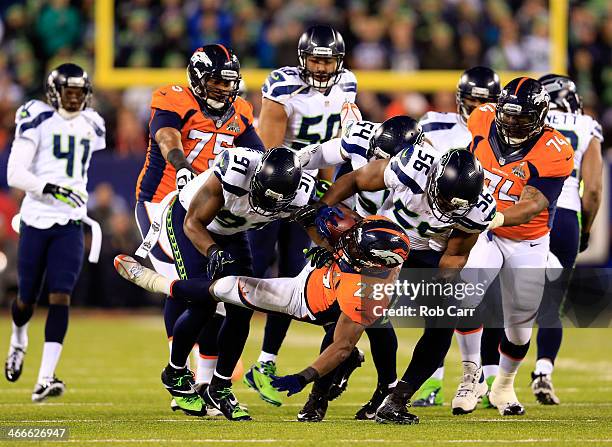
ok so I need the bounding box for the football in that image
[325,203,362,245]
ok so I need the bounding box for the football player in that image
[451,77,574,416]
[308,129,496,424]
[245,24,359,410]
[413,66,501,408]
[115,216,409,418]
[134,45,264,393]
[133,146,314,420]
[4,63,106,401]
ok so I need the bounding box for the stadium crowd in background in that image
[0,0,609,304]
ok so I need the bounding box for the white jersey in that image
[262,66,357,151]
[13,100,106,229]
[545,110,603,212]
[178,147,316,235]
[419,111,472,153]
[380,142,496,251]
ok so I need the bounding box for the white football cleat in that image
[452,361,488,415]
[489,374,525,416]
[114,255,171,295]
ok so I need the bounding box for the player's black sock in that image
[536,327,562,363]
[366,325,398,385]
[390,380,418,404]
[399,327,454,391]
[209,374,232,390]
[481,327,503,366]
[171,278,214,303]
[198,312,224,358]
[261,314,292,356]
[500,333,530,360]
[170,307,211,367]
[45,304,68,343]
[11,299,34,327]
[214,304,252,378]
[163,298,187,338]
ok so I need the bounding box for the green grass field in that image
[0,311,611,446]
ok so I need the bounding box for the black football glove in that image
[43,183,85,208]
[176,167,196,191]
[271,367,319,397]
[303,246,334,268]
[579,232,590,253]
[206,245,236,280]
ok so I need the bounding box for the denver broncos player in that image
[308,130,495,424]
[114,216,409,418]
[134,45,264,389]
[245,25,358,409]
[453,77,574,416]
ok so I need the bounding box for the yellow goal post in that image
[94,0,568,92]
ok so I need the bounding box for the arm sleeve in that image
[7,138,46,195]
[299,138,347,170]
[526,175,566,204]
[234,123,265,152]
[149,109,182,138]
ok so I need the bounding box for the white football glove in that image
[176,167,196,191]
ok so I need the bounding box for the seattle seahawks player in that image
[531,74,602,404]
[313,139,496,424]
[135,146,314,420]
[4,63,105,401]
[245,24,358,408]
[413,66,501,407]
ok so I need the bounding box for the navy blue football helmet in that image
[367,116,424,160]
[338,216,410,271]
[495,77,550,152]
[46,63,92,112]
[298,25,345,90]
[249,147,302,216]
[427,149,484,223]
[187,45,241,113]
[456,66,501,122]
[538,74,583,114]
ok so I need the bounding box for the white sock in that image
[455,328,482,364]
[499,352,523,375]
[197,356,217,384]
[37,342,62,383]
[491,369,517,396]
[483,364,498,379]
[534,358,554,375]
[258,351,277,363]
[10,322,28,350]
[431,366,444,381]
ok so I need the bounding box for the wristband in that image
[167,148,190,171]
[207,244,221,257]
[488,212,505,230]
[297,366,320,385]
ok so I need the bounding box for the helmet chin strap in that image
[58,108,81,119]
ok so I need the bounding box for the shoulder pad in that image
[232,97,254,125]
[15,100,53,124]
[262,67,306,102]
[341,120,378,158]
[467,103,495,135]
[531,128,575,178]
[456,190,496,233]
[337,70,357,93]
[213,147,261,196]
[81,109,106,136]
[151,85,195,118]
[292,172,317,207]
[584,115,603,143]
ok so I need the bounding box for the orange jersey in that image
[305,262,396,326]
[136,85,255,203]
[468,104,574,240]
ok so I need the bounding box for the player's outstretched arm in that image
[257,98,288,149]
[155,127,196,190]
[489,185,550,228]
[271,313,365,396]
[183,175,225,257]
[579,137,603,250]
[320,158,389,206]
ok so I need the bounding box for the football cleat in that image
[5,346,26,382]
[531,372,560,405]
[481,375,496,408]
[375,395,419,425]
[489,375,525,416]
[161,364,206,416]
[328,347,365,401]
[412,377,444,407]
[297,391,328,422]
[114,255,170,294]
[355,383,393,420]
[243,361,282,406]
[32,377,65,402]
[452,362,488,415]
[203,385,251,421]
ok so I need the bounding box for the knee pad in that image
[504,327,532,346]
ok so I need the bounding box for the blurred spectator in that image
[35,0,82,58]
